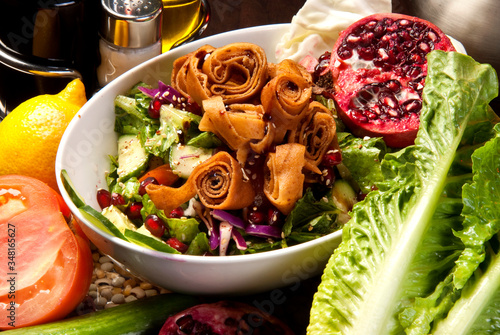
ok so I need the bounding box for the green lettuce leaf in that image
[307,51,499,335]
[402,124,500,335]
[337,132,389,194]
[283,188,341,237]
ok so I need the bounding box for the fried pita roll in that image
[199,96,272,163]
[146,151,254,213]
[261,59,313,143]
[202,42,268,104]
[146,180,197,216]
[171,44,216,104]
[288,101,337,173]
[171,43,268,106]
[193,151,255,210]
[263,143,306,215]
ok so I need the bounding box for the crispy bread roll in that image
[171,43,268,106]
[261,59,313,143]
[202,42,268,104]
[199,96,271,163]
[146,151,255,213]
[146,180,197,215]
[171,45,216,104]
[193,151,255,210]
[263,143,306,215]
[288,101,337,173]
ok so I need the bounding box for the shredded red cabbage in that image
[245,224,282,239]
[231,229,247,250]
[209,223,220,251]
[219,221,233,256]
[211,209,247,230]
[138,81,201,114]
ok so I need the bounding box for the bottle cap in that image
[100,0,162,48]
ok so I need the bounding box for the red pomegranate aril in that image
[401,99,422,114]
[144,214,166,237]
[322,149,342,167]
[96,189,111,209]
[127,202,143,220]
[166,237,188,253]
[248,211,265,225]
[111,192,126,206]
[139,176,159,196]
[148,99,162,119]
[168,206,184,218]
[268,208,282,226]
[320,167,336,187]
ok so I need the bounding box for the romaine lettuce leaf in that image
[307,51,499,335]
[402,124,500,335]
[337,132,389,194]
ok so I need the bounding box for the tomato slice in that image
[0,175,93,329]
[139,164,179,186]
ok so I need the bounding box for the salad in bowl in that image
[84,41,357,257]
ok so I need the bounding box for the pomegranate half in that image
[159,300,294,334]
[329,13,456,147]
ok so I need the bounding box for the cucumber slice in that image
[169,143,213,179]
[60,169,86,208]
[101,205,137,235]
[117,134,149,181]
[0,293,198,334]
[79,205,127,240]
[124,229,180,254]
[329,179,358,213]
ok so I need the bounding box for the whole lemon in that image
[0,79,86,191]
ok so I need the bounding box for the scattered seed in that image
[111,276,125,287]
[100,262,114,272]
[111,293,126,304]
[130,287,146,299]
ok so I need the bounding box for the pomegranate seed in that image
[111,192,126,206]
[139,177,159,196]
[166,237,188,253]
[96,189,111,209]
[320,167,336,187]
[184,99,202,115]
[127,202,143,220]
[168,207,184,218]
[322,149,342,167]
[267,209,281,226]
[148,99,162,119]
[144,214,166,237]
[248,211,265,225]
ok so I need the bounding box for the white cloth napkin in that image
[275,0,392,62]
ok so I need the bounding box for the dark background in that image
[200,0,307,37]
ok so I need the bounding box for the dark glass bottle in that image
[0,0,100,119]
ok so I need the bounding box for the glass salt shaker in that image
[97,0,162,87]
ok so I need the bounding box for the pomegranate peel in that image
[329,13,456,147]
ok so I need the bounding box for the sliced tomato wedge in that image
[0,175,93,329]
[139,164,179,186]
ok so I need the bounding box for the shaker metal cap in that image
[100,0,162,48]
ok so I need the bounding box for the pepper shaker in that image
[97,0,162,87]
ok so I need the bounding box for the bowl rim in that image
[55,23,342,265]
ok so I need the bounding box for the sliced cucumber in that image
[1,293,198,334]
[124,229,180,254]
[169,143,213,179]
[117,134,149,181]
[60,169,86,208]
[101,205,137,235]
[79,205,127,240]
[329,179,358,213]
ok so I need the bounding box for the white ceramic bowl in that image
[55,24,342,295]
